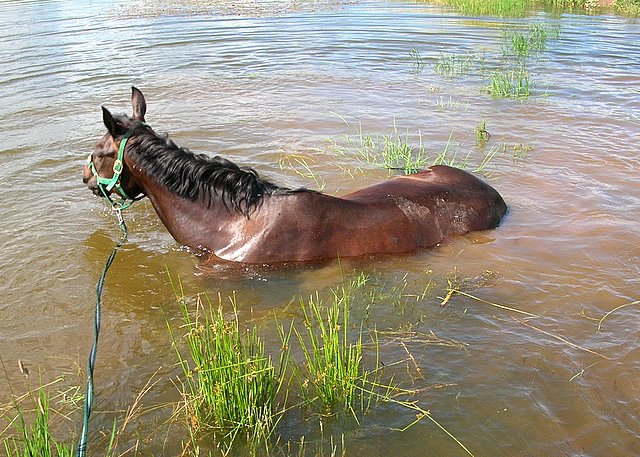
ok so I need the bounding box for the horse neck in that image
[126,154,243,254]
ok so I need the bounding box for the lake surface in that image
[0,0,638,455]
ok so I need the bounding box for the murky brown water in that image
[1,0,639,455]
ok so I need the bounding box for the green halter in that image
[87,129,144,210]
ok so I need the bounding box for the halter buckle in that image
[113,159,123,174]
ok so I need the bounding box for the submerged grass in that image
[325,118,499,175]
[486,65,533,98]
[434,52,475,77]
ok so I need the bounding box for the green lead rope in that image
[76,208,128,457]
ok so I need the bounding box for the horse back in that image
[343,165,507,234]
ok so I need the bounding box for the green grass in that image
[436,0,532,16]
[486,66,533,98]
[167,276,290,453]
[429,21,560,100]
[615,0,640,15]
[325,119,499,175]
[294,275,380,418]
[434,53,475,77]
[325,118,430,174]
[2,388,75,457]
[541,0,600,8]
[501,23,559,59]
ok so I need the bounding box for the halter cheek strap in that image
[87,129,145,210]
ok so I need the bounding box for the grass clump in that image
[435,53,475,77]
[435,0,532,16]
[429,23,559,100]
[164,271,484,456]
[2,387,75,457]
[326,119,498,175]
[167,277,289,452]
[294,276,380,417]
[326,118,430,174]
[501,23,559,59]
[486,66,533,98]
[615,0,640,15]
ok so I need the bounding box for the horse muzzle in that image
[82,166,103,197]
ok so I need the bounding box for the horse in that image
[83,87,507,265]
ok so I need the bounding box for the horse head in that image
[82,87,148,206]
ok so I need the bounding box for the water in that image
[0,0,639,455]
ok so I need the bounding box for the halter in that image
[87,129,145,211]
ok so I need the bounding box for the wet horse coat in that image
[83,87,507,265]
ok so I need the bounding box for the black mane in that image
[127,126,303,216]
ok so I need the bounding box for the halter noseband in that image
[87,129,144,210]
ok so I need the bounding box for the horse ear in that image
[131,86,147,122]
[102,106,123,137]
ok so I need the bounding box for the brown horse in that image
[83,87,507,265]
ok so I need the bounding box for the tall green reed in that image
[294,275,380,418]
[2,387,75,457]
[166,275,290,452]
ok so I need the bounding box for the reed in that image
[486,66,532,98]
[434,53,474,77]
[294,275,379,418]
[615,0,640,15]
[2,387,75,457]
[435,0,531,16]
[166,276,290,452]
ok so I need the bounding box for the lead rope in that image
[76,208,128,457]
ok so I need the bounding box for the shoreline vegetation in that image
[433,0,639,16]
[120,0,640,17]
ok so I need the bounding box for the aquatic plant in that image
[294,275,381,417]
[409,47,426,73]
[167,277,290,453]
[501,23,559,59]
[486,66,532,98]
[278,153,326,191]
[325,119,498,175]
[434,52,475,77]
[475,121,491,146]
[2,387,76,457]
[434,0,532,17]
[614,0,640,15]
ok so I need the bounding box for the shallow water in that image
[0,0,639,455]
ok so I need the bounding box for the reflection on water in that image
[0,0,639,455]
